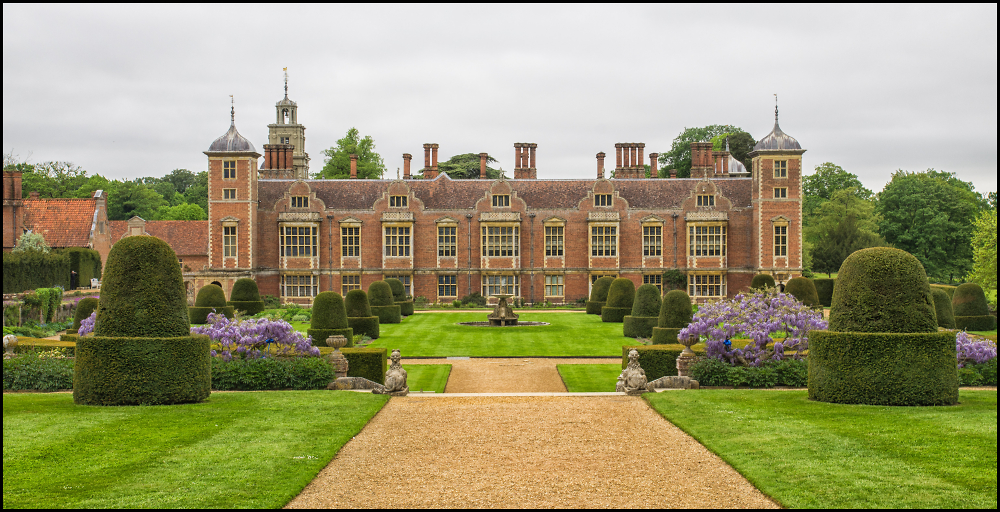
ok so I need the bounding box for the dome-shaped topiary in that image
[630,284,662,317]
[308,291,354,347]
[750,274,776,290]
[602,278,636,323]
[385,278,406,302]
[230,278,261,302]
[195,285,227,308]
[952,283,997,331]
[94,236,191,338]
[785,277,820,308]
[586,276,616,315]
[368,280,401,324]
[71,297,100,333]
[651,290,693,344]
[828,247,937,333]
[931,288,956,329]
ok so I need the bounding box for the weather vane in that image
[230,94,234,123]
[283,67,288,98]
[774,93,778,121]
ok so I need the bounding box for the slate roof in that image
[109,220,208,256]
[21,198,98,248]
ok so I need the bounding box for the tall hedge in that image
[602,278,635,323]
[64,247,102,287]
[785,277,820,309]
[345,289,379,339]
[227,278,264,316]
[308,291,353,347]
[75,235,210,406]
[952,283,997,331]
[189,284,235,324]
[2,250,70,293]
[813,278,835,307]
[586,276,616,315]
[931,288,956,329]
[651,290,693,345]
[750,274,776,290]
[369,281,401,324]
[385,278,414,316]
[70,297,100,334]
[623,284,661,338]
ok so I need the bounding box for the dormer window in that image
[223,160,236,179]
[291,196,308,208]
[492,194,510,208]
[390,195,408,208]
[697,195,715,207]
[594,194,612,207]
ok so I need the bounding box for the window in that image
[223,160,236,179]
[384,226,411,257]
[774,160,788,178]
[591,273,617,284]
[341,227,360,257]
[438,226,457,257]
[697,195,715,207]
[591,226,617,256]
[689,274,726,298]
[438,275,457,297]
[291,196,309,208]
[280,226,317,257]
[341,275,361,295]
[223,226,237,258]
[594,194,612,207]
[545,275,564,297]
[689,225,727,257]
[386,275,412,296]
[774,187,787,199]
[644,274,663,293]
[643,225,662,256]
[492,194,510,207]
[483,275,519,297]
[774,225,788,257]
[389,195,408,208]
[280,136,290,144]
[482,226,519,257]
[544,226,564,256]
[223,188,236,200]
[282,274,317,298]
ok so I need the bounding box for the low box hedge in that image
[601,306,631,323]
[955,315,997,332]
[586,301,605,315]
[12,337,76,357]
[347,316,379,340]
[227,300,265,316]
[398,300,414,317]
[188,306,235,325]
[73,335,212,406]
[808,330,959,406]
[342,347,387,385]
[306,328,355,347]
[621,345,706,381]
[210,357,334,391]
[371,305,401,324]
[623,316,659,338]
[650,327,682,345]
[3,351,75,392]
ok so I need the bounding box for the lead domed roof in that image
[208,122,256,153]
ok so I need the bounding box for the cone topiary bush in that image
[602,278,635,323]
[785,277,820,309]
[368,280,401,324]
[809,247,957,406]
[813,278,835,307]
[651,290,693,345]
[344,289,379,339]
[307,291,354,347]
[74,235,211,406]
[623,284,662,338]
[385,278,413,317]
[189,284,235,324]
[750,273,776,290]
[952,283,997,331]
[227,278,265,316]
[586,276,615,315]
[931,288,956,329]
[69,297,99,334]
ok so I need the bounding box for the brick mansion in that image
[5,84,806,305]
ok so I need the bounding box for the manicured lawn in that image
[2,391,388,509]
[645,390,997,509]
[558,364,621,392]
[403,364,451,393]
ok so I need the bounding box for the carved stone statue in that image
[375,349,409,396]
[3,334,17,357]
[488,296,519,326]
[616,349,649,395]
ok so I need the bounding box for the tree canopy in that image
[315,127,387,180]
[807,188,888,276]
[967,208,997,294]
[657,124,743,178]
[802,162,873,220]
[432,153,505,180]
[709,130,756,172]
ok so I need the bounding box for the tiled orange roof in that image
[109,220,207,257]
[22,198,98,248]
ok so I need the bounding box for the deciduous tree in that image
[434,153,505,180]
[805,188,887,276]
[657,124,742,178]
[315,128,386,180]
[967,209,997,293]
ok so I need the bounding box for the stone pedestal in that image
[676,354,699,378]
[326,335,349,379]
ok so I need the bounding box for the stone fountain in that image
[488,296,519,326]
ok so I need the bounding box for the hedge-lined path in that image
[404,358,620,393]
[285,395,780,509]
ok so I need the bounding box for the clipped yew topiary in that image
[307,291,354,347]
[586,276,616,315]
[750,273,776,290]
[929,283,957,299]
[785,277,820,309]
[368,280,401,324]
[623,284,662,338]
[188,284,235,324]
[813,278,836,307]
[602,278,635,323]
[952,283,997,331]
[69,297,99,334]
[385,278,413,317]
[227,278,265,316]
[931,288,956,329]
[345,289,379,339]
[74,235,211,406]
[809,247,958,406]
[651,290,693,345]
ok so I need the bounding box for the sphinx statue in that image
[616,349,649,395]
[375,349,409,396]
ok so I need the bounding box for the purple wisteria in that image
[956,331,997,368]
[679,288,827,367]
[192,312,319,361]
[78,311,97,337]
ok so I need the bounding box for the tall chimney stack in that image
[597,152,606,179]
[479,152,488,179]
[403,153,412,179]
[423,144,431,173]
[615,143,623,172]
[649,153,659,178]
[529,143,537,171]
[431,144,439,171]
[349,154,358,179]
[637,144,645,176]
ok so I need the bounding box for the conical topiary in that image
[952,282,997,331]
[586,276,615,315]
[345,289,379,339]
[70,297,99,334]
[750,274,776,290]
[785,277,820,309]
[189,284,235,324]
[810,247,957,406]
[369,280,401,324]
[814,278,836,307]
[228,278,265,316]
[74,235,210,406]
[385,278,413,317]
[930,288,956,330]
[651,290,693,345]
[623,284,662,338]
[308,291,354,347]
[602,278,635,323]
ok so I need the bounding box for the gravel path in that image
[286,395,780,509]
[404,358,620,393]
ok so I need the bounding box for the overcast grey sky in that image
[3,4,997,194]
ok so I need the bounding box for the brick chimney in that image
[614,143,646,178]
[596,152,606,179]
[615,143,623,172]
[431,144,439,171]
[649,153,659,178]
[261,143,295,179]
[479,152,488,179]
[349,154,358,179]
[514,143,537,179]
[690,142,714,178]
[423,144,431,172]
[403,153,412,179]
[29,191,39,199]
[637,144,645,176]
[422,144,440,179]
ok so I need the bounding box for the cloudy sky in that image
[3,4,997,194]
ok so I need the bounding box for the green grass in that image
[558,364,621,392]
[403,364,451,393]
[2,391,388,509]
[645,390,997,509]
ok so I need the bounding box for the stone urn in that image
[326,335,349,378]
[3,334,17,356]
[679,334,699,356]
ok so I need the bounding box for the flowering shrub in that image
[192,312,319,361]
[956,331,997,368]
[679,288,827,367]
[78,312,97,337]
